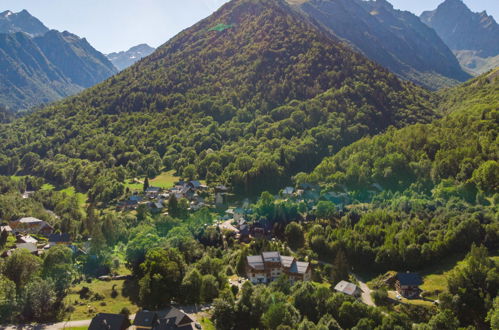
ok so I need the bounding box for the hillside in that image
[291,0,470,90]
[107,43,156,71]
[0,0,436,198]
[306,68,499,195]
[0,10,117,112]
[421,0,499,74]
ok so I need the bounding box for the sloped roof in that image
[163,307,194,327]
[247,255,265,270]
[262,251,280,262]
[16,242,37,253]
[48,233,70,242]
[89,313,129,330]
[290,261,309,274]
[334,280,362,296]
[397,272,423,286]
[133,310,158,327]
[280,255,295,268]
[15,217,43,224]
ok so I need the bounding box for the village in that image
[0,176,430,330]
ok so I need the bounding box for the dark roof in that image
[48,233,70,242]
[397,272,423,286]
[189,181,201,188]
[134,310,158,327]
[156,307,194,329]
[89,313,129,330]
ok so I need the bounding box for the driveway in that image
[356,277,375,307]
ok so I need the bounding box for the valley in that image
[0,0,497,329]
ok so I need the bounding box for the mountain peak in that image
[0,9,49,36]
[420,0,499,58]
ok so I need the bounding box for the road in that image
[0,304,211,330]
[356,277,375,306]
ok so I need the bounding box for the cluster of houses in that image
[89,307,200,330]
[1,217,71,258]
[245,251,312,284]
[333,272,423,300]
[117,181,209,213]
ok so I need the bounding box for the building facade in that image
[246,251,311,284]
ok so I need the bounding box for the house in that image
[133,310,159,330]
[246,251,312,284]
[396,272,423,298]
[334,281,363,298]
[0,225,12,234]
[9,217,54,235]
[16,242,41,255]
[130,195,144,203]
[48,233,71,246]
[156,307,196,330]
[282,187,295,197]
[16,234,38,244]
[145,187,161,198]
[89,313,130,330]
[150,202,164,214]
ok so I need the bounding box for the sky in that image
[0,0,498,54]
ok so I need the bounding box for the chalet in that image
[150,202,164,214]
[133,310,159,330]
[396,272,423,298]
[246,251,311,284]
[16,234,38,244]
[0,225,12,234]
[48,233,71,246]
[156,307,196,329]
[16,242,43,256]
[145,186,161,198]
[130,195,144,203]
[282,186,295,197]
[334,280,363,298]
[9,217,53,235]
[89,313,130,330]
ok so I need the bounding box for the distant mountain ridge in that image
[0,9,49,36]
[107,44,156,71]
[0,10,117,112]
[421,0,499,74]
[290,0,470,90]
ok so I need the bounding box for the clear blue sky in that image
[1,0,497,54]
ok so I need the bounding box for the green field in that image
[65,278,139,321]
[124,170,180,191]
[199,317,215,330]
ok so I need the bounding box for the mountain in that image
[0,32,80,112]
[0,0,436,198]
[0,9,49,36]
[0,10,117,112]
[290,0,470,90]
[107,44,156,71]
[421,0,499,74]
[34,30,117,87]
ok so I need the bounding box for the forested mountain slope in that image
[291,0,470,90]
[0,10,117,112]
[306,68,498,196]
[0,0,435,199]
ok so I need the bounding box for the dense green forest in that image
[0,0,435,198]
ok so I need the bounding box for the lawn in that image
[124,170,180,191]
[65,278,139,321]
[199,317,215,330]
